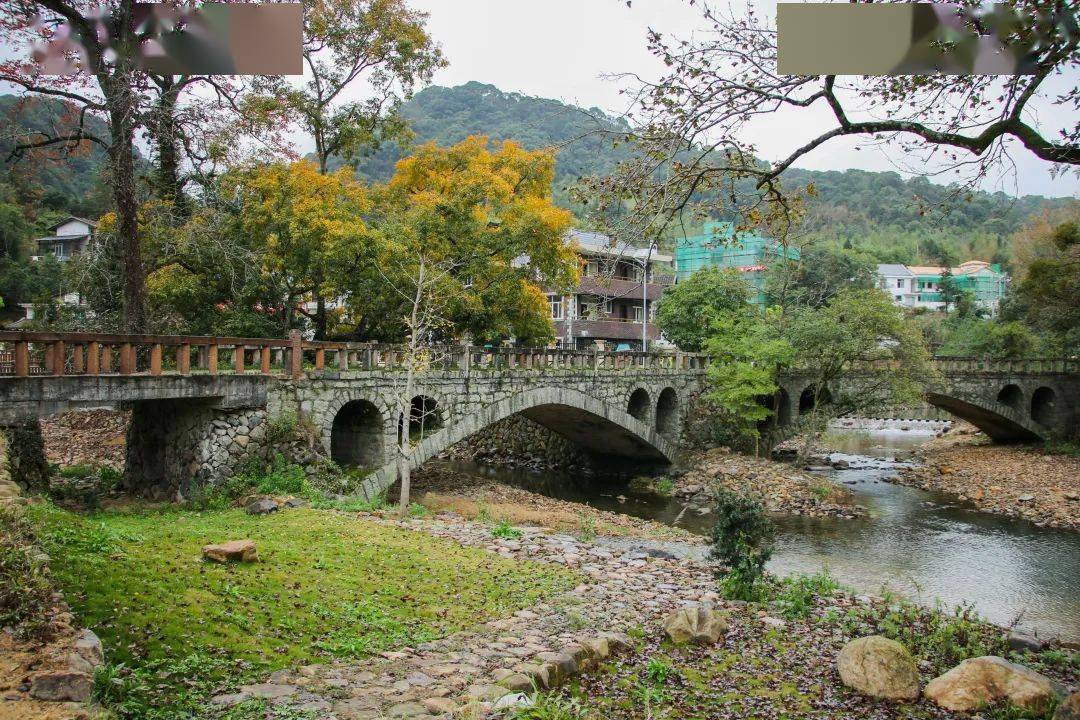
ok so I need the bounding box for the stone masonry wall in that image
[439,414,594,472]
[125,400,271,498]
[0,421,50,494]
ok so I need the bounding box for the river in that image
[441,425,1080,643]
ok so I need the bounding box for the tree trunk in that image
[315,295,327,340]
[149,78,189,219]
[103,74,146,333]
[397,370,414,515]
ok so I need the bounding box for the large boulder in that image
[30,671,94,702]
[924,656,1064,713]
[663,603,729,645]
[202,539,258,563]
[837,635,920,701]
[1054,692,1080,720]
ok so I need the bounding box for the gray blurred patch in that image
[777,3,1076,76]
[34,3,302,75]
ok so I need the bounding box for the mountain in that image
[0,94,118,217]
[341,81,632,209]
[347,82,1072,265]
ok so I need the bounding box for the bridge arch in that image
[359,386,676,498]
[627,388,651,421]
[656,387,678,436]
[408,394,443,441]
[330,399,386,468]
[1031,386,1056,427]
[798,385,831,415]
[997,384,1023,411]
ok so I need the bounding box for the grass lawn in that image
[28,503,578,717]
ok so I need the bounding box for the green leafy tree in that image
[766,245,876,310]
[1010,220,1080,354]
[702,307,794,447]
[784,288,935,451]
[654,267,752,351]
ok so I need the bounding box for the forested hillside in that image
[0,95,117,217]
[346,82,1071,266]
[2,85,1071,268]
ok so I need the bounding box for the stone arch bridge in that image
[1,332,1076,499]
[770,357,1078,443]
[0,331,706,499]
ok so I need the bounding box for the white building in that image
[876,263,918,307]
[13,217,97,326]
[31,217,96,261]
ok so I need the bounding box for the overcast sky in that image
[407,0,1079,198]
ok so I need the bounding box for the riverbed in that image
[442,426,1080,642]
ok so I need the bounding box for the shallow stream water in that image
[443,426,1080,642]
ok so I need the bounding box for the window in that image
[632,305,644,322]
[54,243,66,258]
[584,260,598,277]
[896,278,904,289]
[547,294,563,320]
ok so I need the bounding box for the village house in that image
[548,230,675,351]
[11,217,97,327]
[31,216,96,261]
[876,260,1008,314]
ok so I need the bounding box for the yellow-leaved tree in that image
[347,135,578,513]
[222,160,375,337]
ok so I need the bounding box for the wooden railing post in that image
[289,330,302,379]
[314,347,325,371]
[72,344,84,374]
[86,341,99,375]
[338,348,348,372]
[207,343,218,375]
[261,345,272,374]
[234,345,246,374]
[14,341,29,377]
[118,343,134,374]
[178,343,191,375]
[101,345,112,373]
[51,340,65,376]
[150,343,163,376]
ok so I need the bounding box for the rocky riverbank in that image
[672,447,866,519]
[228,508,1076,720]
[408,465,700,542]
[891,429,1080,531]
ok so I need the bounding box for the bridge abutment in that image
[124,400,270,498]
[0,420,50,494]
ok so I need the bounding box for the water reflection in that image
[441,428,1080,641]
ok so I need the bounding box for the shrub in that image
[0,504,57,639]
[491,520,522,539]
[708,487,775,601]
[775,571,841,620]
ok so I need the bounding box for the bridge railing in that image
[931,356,1078,374]
[0,331,709,379]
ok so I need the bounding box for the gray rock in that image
[211,692,252,707]
[246,498,279,515]
[74,628,104,667]
[284,497,309,508]
[239,683,298,699]
[663,603,728,645]
[30,672,93,702]
[837,635,920,701]
[1007,631,1046,653]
